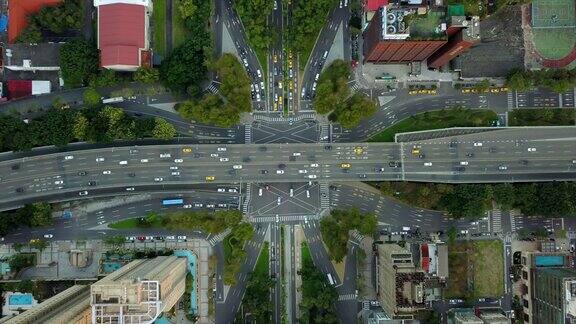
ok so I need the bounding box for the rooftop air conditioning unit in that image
[387,25,397,34]
[387,12,396,24]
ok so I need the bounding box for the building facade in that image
[532,268,576,324]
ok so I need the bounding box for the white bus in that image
[102,97,124,104]
[327,273,335,286]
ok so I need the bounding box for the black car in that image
[242,157,251,163]
[78,171,87,176]
[88,181,97,186]
[278,164,286,169]
[388,161,400,168]
[324,145,332,150]
[258,146,267,152]
[289,156,296,161]
[260,170,269,174]
[128,172,136,177]
[11,164,20,170]
[466,152,474,157]
[15,187,24,193]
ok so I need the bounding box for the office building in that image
[532,267,576,324]
[376,243,426,319]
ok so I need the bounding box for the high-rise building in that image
[532,267,576,324]
[91,256,188,323]
[376,243,426,319]
[1,256,188,324]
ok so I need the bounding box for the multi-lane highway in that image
[1,127,575,209]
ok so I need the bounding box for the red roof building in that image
[7,80,51,99]
[366,0,388,11]
[94,0,152,71]
[7,0,63,43]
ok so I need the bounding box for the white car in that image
[277,197,281,205]
[499,165,508,170]
[119,160,128,165]
[217,147,227,152]
[298,170,308,174]
[54,180,63,185]
[166,235,176,240]
[233,165,242,169]
[43,234,53,238]
[228,188,237,193]
[102,170,111,174]
[78,191,88,196]
[140,159,149,163]
[527,147,536,152]
[308,174,317,179]
[310,163,319,168]
[154,177,163,182]
[210,153,219,157]
[276,170,284,174]
[217,188,226,192]
[292,152,302,156]
[170,166,178,170]
[183,204,192,209]
[177,235,187,240]
[257,69,262,78]
[290,188,294,197]
[96,157,105,162]
[171,171,180,176]
[64,155,74,160]
[473,142,483,147]
[259,188,263,196]
[194,203,203,207]
[160,153,171,158]
[126,187,135,191]
[460,161,469,166]
[220,158,229,162]
[306,190,310,198]
[174,159,184,163]
[424,162,433,166]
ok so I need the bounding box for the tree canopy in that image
[506,68,576,93]
[59,39,99,88]
[234,0,274,53]
[299,254,339,323]
[17,0,83,43]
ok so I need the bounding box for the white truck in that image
[102,97,124,104]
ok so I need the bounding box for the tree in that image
[243,272,274,321]
[492,183,515,211]
[12,243,24,252]
[299,255,338,323]
[89,69,121,88]
[29,203,53,227]
[447,226,457,244]
[72,113,89,140]
[83,88,102,107]
[160,38,208,94]
[134,67,160,83]
[439,184,492,218]
[60,39,99,88]
[176,0,198,20]
[506,70,532,91]
[32,0,83,33]
[473,79,490,93]
[103,235,125,247]
[29,239,49,251]
[334,93,377,129]
[17,23,42,43]
[9,254,35,273]
[152,117,176,140]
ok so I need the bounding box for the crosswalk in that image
[338,293,356,301]
[507,91,514,109]
[510,210,521,232]
[250,215,316,223]
[208,228,231,246]
[207,82,219,94]
[320,183,330,210]
[362,301,371,310]
[244,124,252,144]
[351,229,364,242]
[242,183,252,215]
[320,124,330,142]
[491,209,502,233]
[350,82,359,92]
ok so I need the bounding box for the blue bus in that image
[162,198,184,206]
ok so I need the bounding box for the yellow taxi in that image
[340,163,351,169]
[354,146,364,155]
[408,90,418,95]
[500,86,509,92]
[461,88,471,93]
[289,81,294,90]
[288,59,293,68]
[288,51,293,60]
[182,147,192,153]
[411,147,421,155]
[273,102,278,111]
[205,176,215,181]
[490,88,500,93]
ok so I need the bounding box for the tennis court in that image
[531,0,576,60]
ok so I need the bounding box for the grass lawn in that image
[255,47,268,83]
[446,0,487,17]
[509,108,576,126]
[254,242,269,276]
[445,240,504,299]
[153,0,167,57]
[533,28,576,59]
[172,0,188,49]
[108,217,162,229]
[223,235,233,265]
[301,241,312,265]
[331,257,346,283]
[369,108,498,142]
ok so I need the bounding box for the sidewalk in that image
[294,225,304,319]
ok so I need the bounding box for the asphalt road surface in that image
[1,127,575,209]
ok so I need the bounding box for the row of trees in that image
[378,182,576,218]
[508,108,575,126]
[177,54,252,127]
[0,104,175,152]
[160,0,212,95]
[320,208,377,262]
[313,60,377,128]
[18,0,83,43]
[506,68,576,93]
[0,203,53,236]
[299,254,339,323]
[288,0,335,64]
[234,0,275,55]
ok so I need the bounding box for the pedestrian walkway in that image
[253,113,316,123]
[244,124,252,144]
[208,228,232,246]
[206,82,219,94]
[319,124,330,142]
[320,183,330,210]
[510,210,521,232]
[491,209,502,233]
[350,229,364,243]
[362,301,371,310]
[250,215,316,223]
[338,293,356,301]
[507,91,514,109]
[242,183,252,215]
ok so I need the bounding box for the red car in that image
[137,236,146,241]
